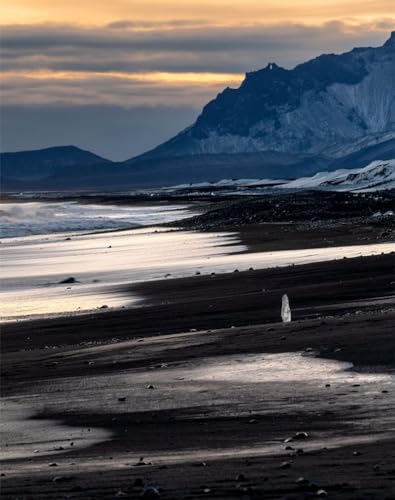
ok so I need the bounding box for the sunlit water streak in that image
[0,220,393,321]
[2,348,392,468]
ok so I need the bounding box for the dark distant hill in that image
[2,139,394,191]
[1,145,111,182]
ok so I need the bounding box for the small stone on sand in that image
[141,486,160,499]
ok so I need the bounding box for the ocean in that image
[0,201,192,238]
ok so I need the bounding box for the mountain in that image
[1,33,394,191]
[127,32,395,177]
[282,160,395,192]
[138,32,394,158]
[1,146,111,182]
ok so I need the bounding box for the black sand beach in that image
[1,193,395,500]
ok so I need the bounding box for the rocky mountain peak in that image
[383,30,395,47]
[138,32,394,161]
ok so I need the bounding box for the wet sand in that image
[1,247,395,499]
[1,190,395,499]
[1,222,393,321]
[0,228,241,320]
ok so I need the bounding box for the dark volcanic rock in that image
[141,486,160,499]
[175,191,395,230]
[59,277,78,284]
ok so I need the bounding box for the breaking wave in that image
[0,201,191,238]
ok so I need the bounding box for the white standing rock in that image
[281,294,292,323]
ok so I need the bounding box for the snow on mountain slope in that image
[283,160,395,191]
[165,160,395,192]
[322,131,395,159]
[135,32,395,162]
[170,178,286,189]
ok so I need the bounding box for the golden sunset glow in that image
[2,0,394,25]
[3,70,243,86]
[1,1,393,91]
[1,0,393,157]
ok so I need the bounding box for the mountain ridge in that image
[1,32,394,190]
[131,32,394,161]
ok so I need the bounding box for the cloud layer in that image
[1,20,393,109]
[1,2,394,159]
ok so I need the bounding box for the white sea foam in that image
[0,201,192,238]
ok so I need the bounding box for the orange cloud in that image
[1,3,393,109]
[3,69,243,86]
[2,0,394,25]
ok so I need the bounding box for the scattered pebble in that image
[194,462,207,467]
[59,277,78,284]
[52,476,73,483]
[293,432,309,440]
[141,486,161,499]
[296,477,309,485]
[236,473,247,482]
[135,457,151,466]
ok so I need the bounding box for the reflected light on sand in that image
[0,225,393,321]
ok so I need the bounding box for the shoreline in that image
[1,240,394,324]
[1,215,394,322]
[2,305,394,498]
[2,252,394,363]
[1,196,395,499]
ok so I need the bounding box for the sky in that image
[1,1,394,160]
